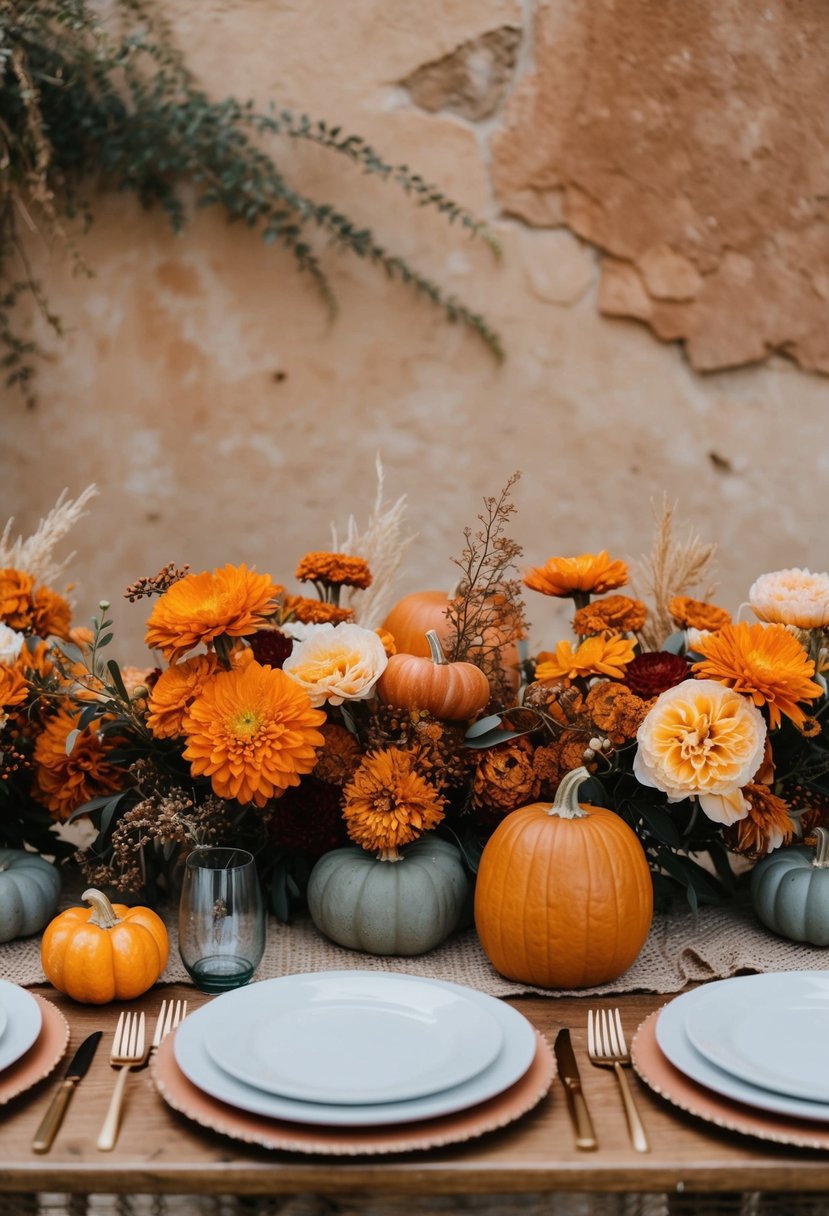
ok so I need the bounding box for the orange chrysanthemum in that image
[535,633,636,686]
[0,568,34,630]
[523,552,628,599]
[32,709,123,821]
[182,660,325,807]
[585,680,652,745]
[295,552,372,589]
[14,638,54,681]
[291,598,355,625]
[573,595,646,636]
[145,564,282,661]
[146,653,221,739]
[0,664,28,709]
[30,586,72,640]
[342,748,446,855]
[669,596,731,632]
[725,783,795,858]
[693,621,823,729]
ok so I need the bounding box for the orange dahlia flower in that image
[535,633,636,686]
[145,564,282,661]
[31,586,72,640]
[0,568,34,630]
[146,653,221,739]
[524,552,628,599]
[182,660,325,807]
[692,621,823,729]
[32,709,123,821]
[342,747,446,855]
[725,783,794,858]
[0,663,28,709]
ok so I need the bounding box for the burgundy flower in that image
[623,651,689,699]
[249,628,293,669]
[267,777,347,859]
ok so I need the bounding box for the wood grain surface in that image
[2,983,829,1198]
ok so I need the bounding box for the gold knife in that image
[32,1031,103,1153]
[554,1028,598,1151]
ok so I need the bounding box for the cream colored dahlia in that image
[749,568,829,629]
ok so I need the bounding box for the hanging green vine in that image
[0,0,503,406]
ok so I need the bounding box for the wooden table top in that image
[2,981,829,1199]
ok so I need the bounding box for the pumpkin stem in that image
[81,887,122,929]
[425,630,448,665]
[546,766,590,820]
[813,827,829,869]
[376,847,403,863]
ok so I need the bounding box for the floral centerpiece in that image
[15,479,829,931]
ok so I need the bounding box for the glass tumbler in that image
[178,847,266,993]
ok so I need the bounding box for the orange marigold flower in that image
[0,664,28,709]
[32,709,123,821]
[669,596,731,632]
[523,552,628,598]
[30,586,72,640]
[313,723,363,786]
[147,654,221,739]
[145,564,282,662]
[376,627,397,658]
[586,681,651,744]
[535,633,636,686]
[0,568,34,630]
[182,660,325,807]
[295,552,372,589]
[14,638,54,681]
[471,736,540,813]
[342,747,446,855]
[725,783,795,858]
[573,595,646,636]
[693,621,823,729]
[291,598,355,625]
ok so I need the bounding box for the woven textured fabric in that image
[4,895,828,997]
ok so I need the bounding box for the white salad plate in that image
[203,971,504,1104]
[656,976,829,1121]
[175,971,538,1127]
[683,971,829,1103]
[0,978,42,1073]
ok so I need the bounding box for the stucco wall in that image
[4,0,828,660]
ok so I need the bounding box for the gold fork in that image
[97,1010,147,1152]
[586,1008,649,1153]
[97,1000,188,1151]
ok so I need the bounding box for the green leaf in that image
[107,659,130,701]
[65,728,80,755]
[465,714,504,739]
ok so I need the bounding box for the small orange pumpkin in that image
[41,888,169,1004]
[376,629,490,722]
[382,590,521,694]
[474,767,653,989]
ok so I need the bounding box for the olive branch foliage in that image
[0,0,503,407]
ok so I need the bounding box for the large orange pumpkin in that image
[376,629,490,722]
[382,590,521,694]
[41,888,169,1004]
[474,767,653,989]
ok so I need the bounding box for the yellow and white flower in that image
[283,622,388,707]
[749,567,829,629]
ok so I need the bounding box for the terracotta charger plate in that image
[0,994,70,1106]
[152,1029,555,1155]
[631,1011,829,1151]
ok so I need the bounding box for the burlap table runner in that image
[3,897,827,996]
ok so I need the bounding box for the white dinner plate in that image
[175,971,538,1127]
[202,971,504,1104]
[683,971,829,1103]
[656,978,829,1121]
[0,978,42,1073]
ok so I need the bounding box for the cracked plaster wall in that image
[3,0,828,659]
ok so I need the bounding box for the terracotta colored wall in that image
[4,0,828,660]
